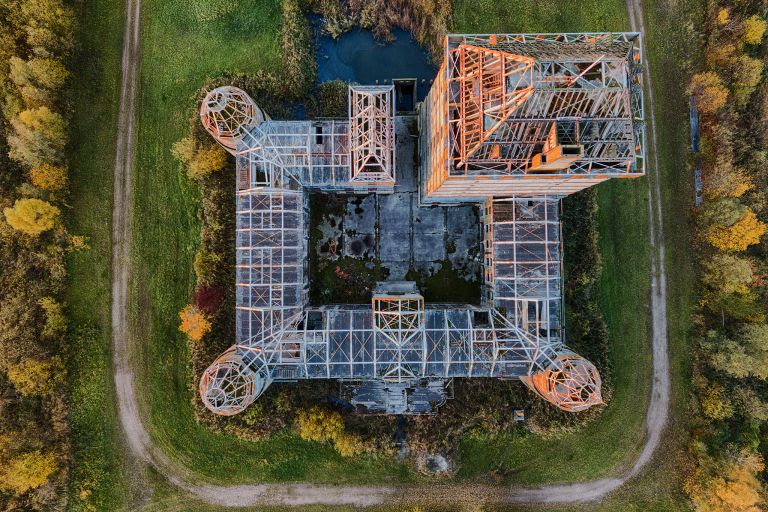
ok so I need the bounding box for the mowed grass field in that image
[65,0,131,510]
[65,0,695,507]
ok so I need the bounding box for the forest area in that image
[0,0,80,510]
[683,0,768,510]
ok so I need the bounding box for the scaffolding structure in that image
[198,32,646,416]
[200,86,268,154]
[419,32,644,199]
[349,86,396,185]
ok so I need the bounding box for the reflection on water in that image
[315,25,437,106]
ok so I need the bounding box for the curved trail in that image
[110,0,670,506]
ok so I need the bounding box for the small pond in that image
[314,22,438,111]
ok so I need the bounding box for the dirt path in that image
[110,0,671,506]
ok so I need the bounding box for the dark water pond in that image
[315,24,437,109]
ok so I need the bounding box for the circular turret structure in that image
[521,353,603,412]
[198,347,270,416]
[199,86,267,154]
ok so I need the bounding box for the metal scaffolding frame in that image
[200,86,268,154]
[198,32,646,416]
[349,86,396,185]
[420,32,645,199]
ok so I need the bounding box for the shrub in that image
[7,358,61,397]
[29,163,67,192]
[38,297,67,337]
[295,406,344,442]
[178,305,212,342]
[0,450,58,494]
[334,432,364,457]
[194,250,222,285]
[188,145,228,179]
[305,80,349,118]
[3,197,60,235]
[192,285,225,315]
[171,136,195,163]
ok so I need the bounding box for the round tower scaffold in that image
[199,86,267,154]
[198,347,271,416]
[521,353,604,412]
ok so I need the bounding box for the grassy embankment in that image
[66,0,132,510]
[67,0,696,506]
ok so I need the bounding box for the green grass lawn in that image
[65,0,132,510]
[65,0,696,505]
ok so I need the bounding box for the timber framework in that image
[197,32,644,416]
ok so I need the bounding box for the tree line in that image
[0,0,82,510]
[684,2,768,510]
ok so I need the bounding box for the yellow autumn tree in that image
[705,164,753,199]
[0,450,58,494]
[8,107,67,167]
[685,451,765,512]
[743,15,767,45]
[7,358,61,396]
[706,208,767,252]
[3,197,60,235]
[29,163,67,192]
[688,72,729,114]
[178,304,211,342]
[700,384,734,420]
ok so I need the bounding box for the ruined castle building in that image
[197,33,644,416]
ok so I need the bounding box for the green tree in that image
[3,198,60,235]
[701,254,753,295]
[8,107,67,167]
[0,450,58,494]
[706,325,768,380]
[731,54,763,107]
